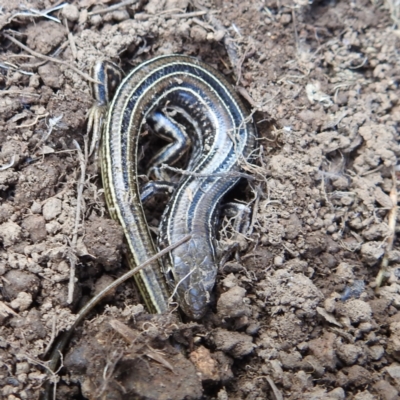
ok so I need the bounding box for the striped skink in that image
[89,54,257,319]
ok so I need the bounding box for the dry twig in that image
[41,234,191,400]
[87,0,138,16]
[3,33,99,84]
[109,319,175,372]
[0,155,16,171]
[43,315,57,357]
[64,17,78,60]
[8,3,67,24]
[67,138,88,304]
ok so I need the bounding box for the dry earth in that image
[1,0,400,399]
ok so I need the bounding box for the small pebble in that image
[62,4,79,22]
[274,256,284,266]
[42,198,62,221]
[10,292,33,311]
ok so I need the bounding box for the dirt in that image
[0,0,400,399]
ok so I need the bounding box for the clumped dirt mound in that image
[1,0,400,399]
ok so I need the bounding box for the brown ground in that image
[1,0,400,399]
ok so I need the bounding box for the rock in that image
[279,350,302,370]
[0,203,14,223]
[212,351,233,383]
[26,20,65,54]
[83,217,124,270]
[0,170,18,191]
[336,343,362,366]
[360,242,385,266]
[292,370,312,392]
[217,286,251,319]
[16,362,30,375]
[370,298,392,325]
[22,215,46,243]
[64,343,89,374]
[15,162,61,206]
[283,213,302,240]
[38,63,64,89]
[274,255,284,266]
[144,0,166,13]
[377,284,400,309]
[165,0,189,9]
[89,14,102,26]
[373,187,393,208]
[336,370,349,387]
[373,380,398,400]
[309,387,346,400]
[363,222,391,241]
[246,322,260,336]
[267,359,283,381]
[211,329,255,358]
[111,10,129,21]
[0,221,21,247]
[347,365,371,387]
[320,252,337,269]
[46,221,61,235]
[336,299,372,324]
[221,274,238,289]
[368,345,385,361]
[62,4,79,21]
[190,25,208,41]
[387,322,400,361]
[386,363,400,389]
[335,262,355,281]
[217,388,228,400]
[323,292,341,313]
[304,232,327,257]
[308,331,338,370]
[353,390,375,400]
[325,387,345,399]
[0,261,5,275]
[302,355,325,377]
[3,270,40,301]
[42,198,62,221]
[9,308,46,340]
[389,250,400,263]
[10,292,33,311]
[190,346,220,382]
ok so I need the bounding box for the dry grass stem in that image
[43,315,57,357]
[67,138,88,304]
[8,3,67,24]
[3,33,99,84]
[44,234,192,390]
[87,0,138,16]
